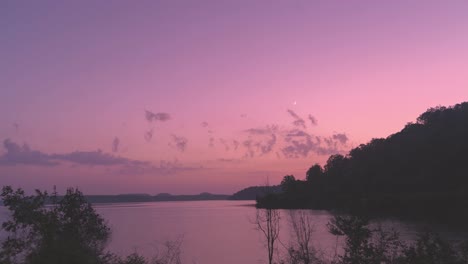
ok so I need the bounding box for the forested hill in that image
[258,102,468,220]
[229,185,281,200]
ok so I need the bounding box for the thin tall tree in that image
[254,179,281,264]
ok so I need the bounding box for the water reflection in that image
[1,200,467,264]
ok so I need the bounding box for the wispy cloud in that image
[232,140,240,151]
[281,130,317,158]
[145,110,171,122]
[281,129,348,158]
[0,139,57,166]
[244,125,279,135]
[332,133,348,144]
[112,137,120,152]
[0,139,147,167]
[242,139,255,158]
[308,114,318,126]
[241,122,350,159]
[0,139,207,177]
[287,109,306,129]
[170,134,188,152]
[51,150,148,166]
[201,121,209,128]
[241,125,281,157]
[255,134,277,155]
[144,129,154,142]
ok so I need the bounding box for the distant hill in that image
[229,185,282,200]
[79,193,229,204]
[257,102,468,221]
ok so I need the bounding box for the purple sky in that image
[1,0,468,194]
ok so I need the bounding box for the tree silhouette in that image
[256,102,468,221]
[306,164,323,183]
[255,208,280,264]
[0,186,110,264]
[281,175,297,193]
[286,211,321,264]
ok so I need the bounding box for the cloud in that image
[145,110,171,122]
[209,137,215,147]
[281,130,348,158]
[332,133,348,144]
[0,139,147,167]
[244,125,279,135]
[170,134,188,152]
[0,139,148,166]
[240,114,247,118]
[0,139,209,177]
[242,139,255,158]
[232,140,240,151]
[241,124,350,159]
[281,130,317,158]
[254,134,277,155]
[144,129,154,142]
[287,109,306,129]
[112,137,120,152]
[0,139,57,166]
[284,129,311,139]
[241,125,281,157]
[308,114,318,126]
[201,121,209,128]
[51,150,148,166]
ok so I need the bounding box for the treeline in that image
[258,102,468,221]
[82,193,229,204]
[229,185,282,200]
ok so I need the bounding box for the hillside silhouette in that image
[257,102,468,221]
[48,193,230,204]
[229,185,281,200]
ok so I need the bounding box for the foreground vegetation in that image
[256,208,468,264]
[0,186,181,264]
[2,185,468,264]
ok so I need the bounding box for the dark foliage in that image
[0,186,184,264]
[229,185,281,200]
[257,102,468,221]
[0,186,111,264]
[327,215,468,264]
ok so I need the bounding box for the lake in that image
[1,200,467,264]
[93,200,412,264]
[94,200,340,264]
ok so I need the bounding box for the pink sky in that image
[1,0,468,194]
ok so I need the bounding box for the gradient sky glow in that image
[1,0,468,194]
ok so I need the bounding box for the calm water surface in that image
[93,200,402,264]
[95,200,340,264]
[1,200,467,264]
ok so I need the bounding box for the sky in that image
[1,0,468,195]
